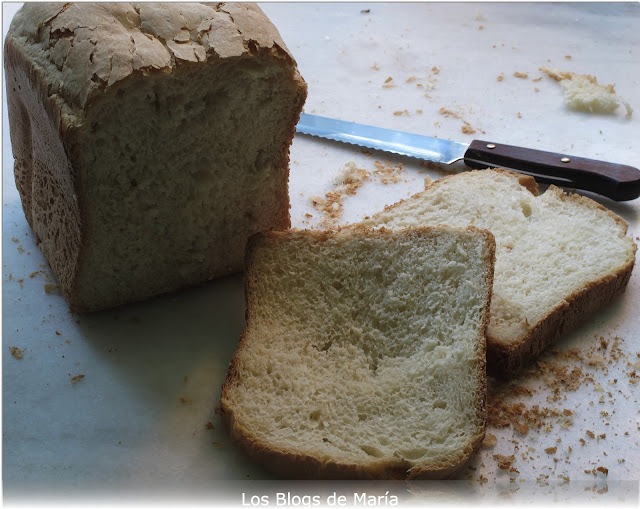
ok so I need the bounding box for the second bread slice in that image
[221,226,495,479]
[354,169,637,376]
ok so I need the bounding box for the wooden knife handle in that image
[464,140,640,202]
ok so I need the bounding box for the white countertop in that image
[2,2,640,507]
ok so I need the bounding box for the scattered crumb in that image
[70,374,85,384]
[373,160,406,185]
[9,346,24,360]
[382,76,396,88]
[513,72,529,79]
[544,447,557,455]
[393,109,409,116]
[481,434,498,448]
[461,123,476,134]
[205,421,215,430]
[310,161,372,227]
[497,74,504,82]
[44,283,59,294]
[596,466,609,476]
[439,107,462,119]
[493,454,516,470]
[539,66,632,117]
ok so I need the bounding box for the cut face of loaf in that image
[221,227,496,480]
[4,3,307,312]
[354,169,637,376]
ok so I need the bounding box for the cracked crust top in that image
[5,2,295,120]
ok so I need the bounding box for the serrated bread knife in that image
[295,113,640,201]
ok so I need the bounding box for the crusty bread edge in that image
[220,226,496,479]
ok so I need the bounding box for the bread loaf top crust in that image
[6,2,296,123]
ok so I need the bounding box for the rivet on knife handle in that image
[464,140,640,202]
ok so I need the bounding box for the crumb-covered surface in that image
[2,2,638,506]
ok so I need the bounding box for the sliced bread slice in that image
[221,226,495,480]
[354,169,637,376]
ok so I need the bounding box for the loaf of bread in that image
[4,2,307,312]
[221,227,496,479]
[354,169,637,376]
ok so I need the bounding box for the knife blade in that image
[295,113,640,202]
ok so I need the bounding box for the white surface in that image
[2,2,640,506]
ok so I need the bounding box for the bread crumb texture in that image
[222,228,494,479]
[540,67,632,117]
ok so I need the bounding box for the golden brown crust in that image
[487,255,635,377]
[221,226,495,479]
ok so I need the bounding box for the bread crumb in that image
[461,123,476,134]
[497,74,504,82]
[310,161,373,228]
[382,76,396,88]
[373,160,406,185]
[539,66,632,116]
[393,109,409,116]
[439,107,462,119]
[70,374,85,384]
[44,283,59,294]
[9,346,24,360]
[513,72,528,79]
[481,434,498,448]
[596,466,608,476]
[493,454,516,470]
[205,421,215,430]
[544,446,557,454]
[586,430,595,439]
